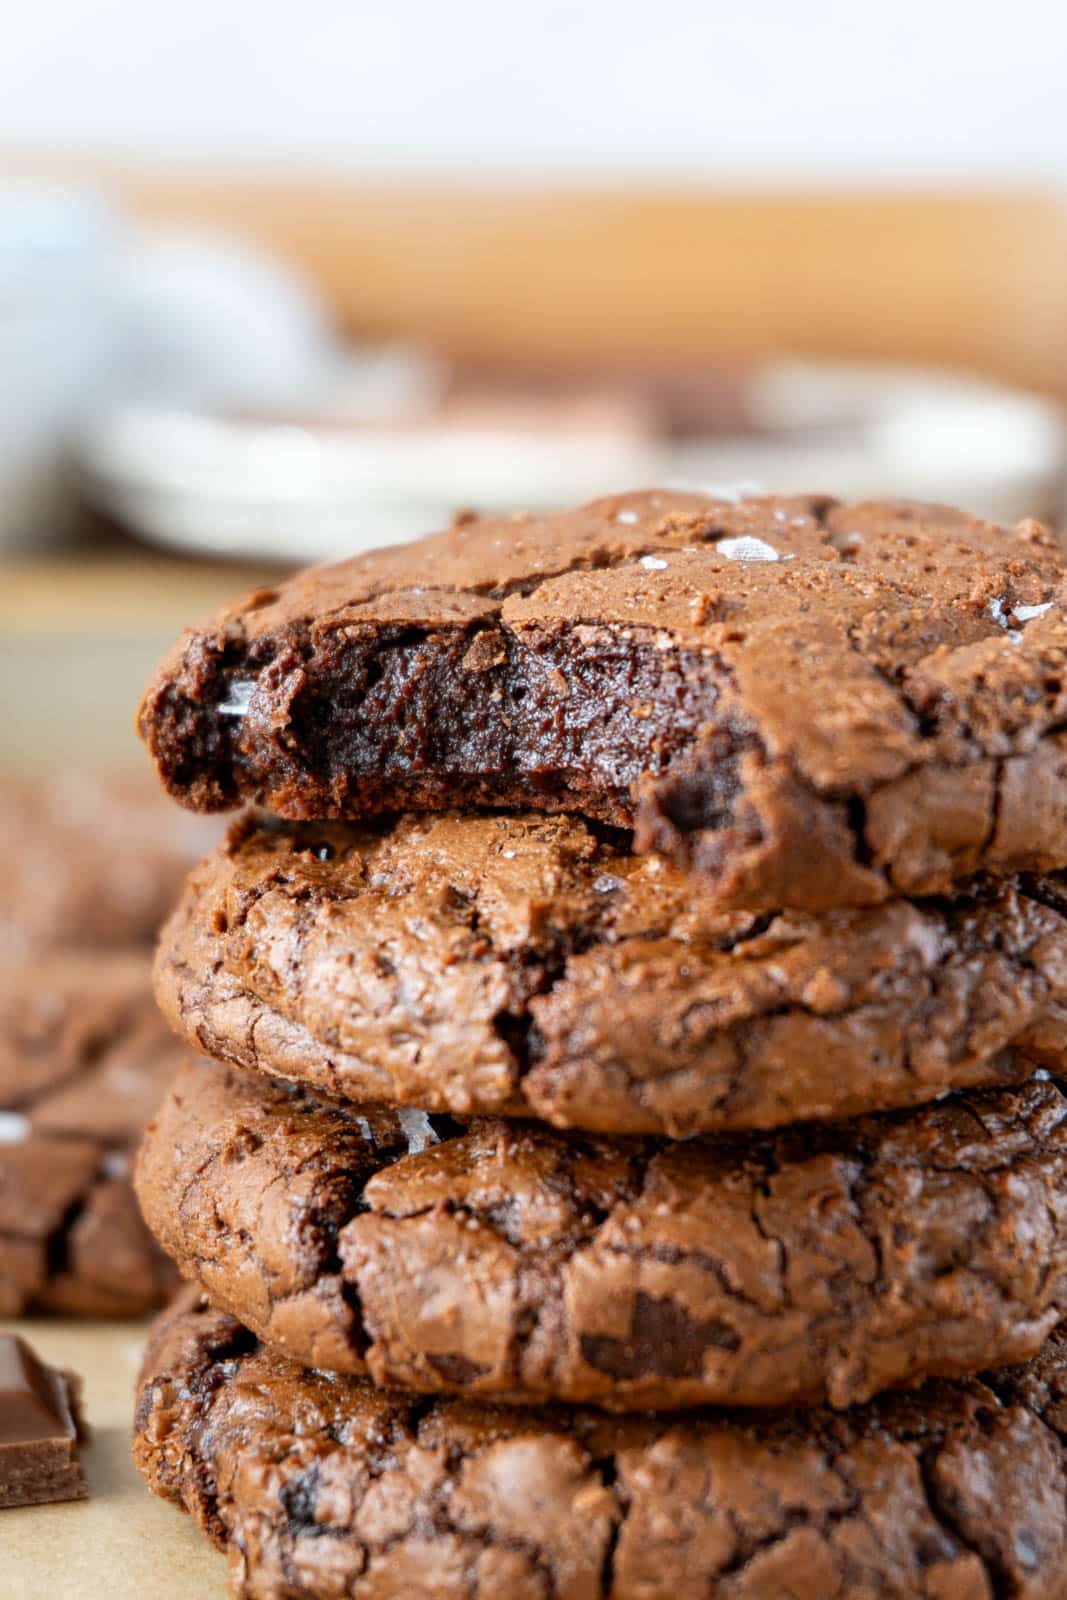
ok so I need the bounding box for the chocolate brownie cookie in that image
[0,953,181,1315]
[0,771,219,961]
[134,1289,1067,1600]
[136,1056,1067,1411]
[137,490,1067,911]
[155,810,1065,1135]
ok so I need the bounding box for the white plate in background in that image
[79,358,1065,563]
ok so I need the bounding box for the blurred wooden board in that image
[6,162,1067,394]
[0,553,281,635]
[0,1317,224,1600]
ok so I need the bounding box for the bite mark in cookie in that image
[138,491,1067,910]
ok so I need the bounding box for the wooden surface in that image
[0,551,280,635]
[0,1317,224,1600]
[7,159,1067,395]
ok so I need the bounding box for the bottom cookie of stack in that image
[137,1288,1067,1600]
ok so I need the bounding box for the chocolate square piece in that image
[0,1334,87,1508]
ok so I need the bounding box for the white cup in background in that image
[0,185,122,552]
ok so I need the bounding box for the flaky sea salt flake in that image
[398,1108,441,1155]
[218,679,255,716]
[0,1112,29,1144]
[718,536,783,563]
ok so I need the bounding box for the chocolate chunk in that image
[137,490,1067,910]
[0,1335,87,1509]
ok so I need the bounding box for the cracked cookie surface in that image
[134,1288,1067,1599]
[137,490,1067,911]
[136,1056,1067,1410]
[156,810,1067,1135]
[0,953,181,1315]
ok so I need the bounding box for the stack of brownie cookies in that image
[132,491,1067,1598]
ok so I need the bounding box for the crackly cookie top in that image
[156,809,1067,1135]
[138,491,1067,910]
[135,1288,1067,1600]
[136,1055,1067,1411]
[147,490,1063,638]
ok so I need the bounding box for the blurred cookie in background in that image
[0,951,182,1316]
[0,770,220,962]
[0,771,210,1315]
